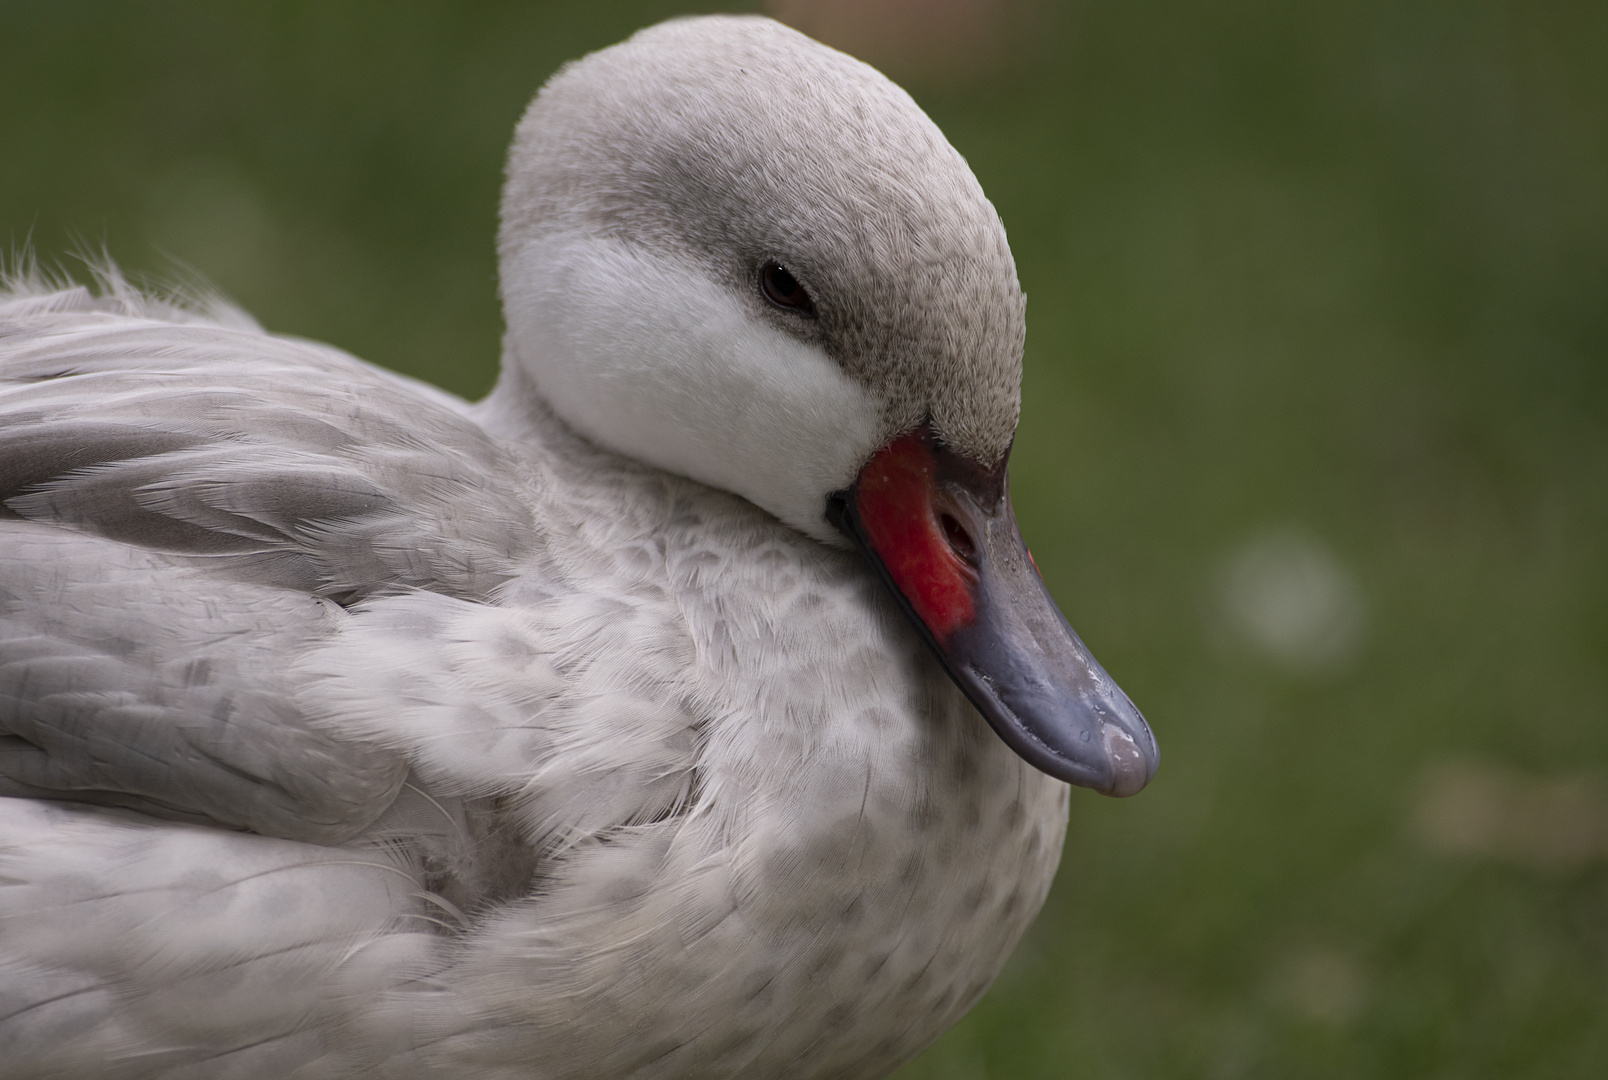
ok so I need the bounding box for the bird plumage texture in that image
[0,16,1069,1080]
[499,14,1026,467]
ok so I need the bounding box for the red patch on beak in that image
[853,433,977,641]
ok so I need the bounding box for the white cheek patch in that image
[502,234,884,543]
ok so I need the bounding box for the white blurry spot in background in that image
[1268,944,1368,1026]
[1218,528,1366,674]
[1412,760,1608,873]
[145,159,278,293]
[766,0,1019,82]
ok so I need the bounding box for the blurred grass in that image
[3,2,1606,1077]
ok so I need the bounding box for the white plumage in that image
[0,15,1149,1079]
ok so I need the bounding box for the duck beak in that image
[827,426,1158,796]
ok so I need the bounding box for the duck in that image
[0,15,1156,1080]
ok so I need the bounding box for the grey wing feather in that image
[0,290,540,840]
[0,522,407,842]
[0,308,540,602]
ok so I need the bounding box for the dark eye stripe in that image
[759,261,816,317]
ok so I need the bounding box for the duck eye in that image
[759,261,816,316]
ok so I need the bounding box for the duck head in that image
[494,15,1157,797]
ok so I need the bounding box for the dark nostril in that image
[939,513,977,564]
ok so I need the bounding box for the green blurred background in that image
[3,1,1605,1076]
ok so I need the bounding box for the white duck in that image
[0,15,1156,1080]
